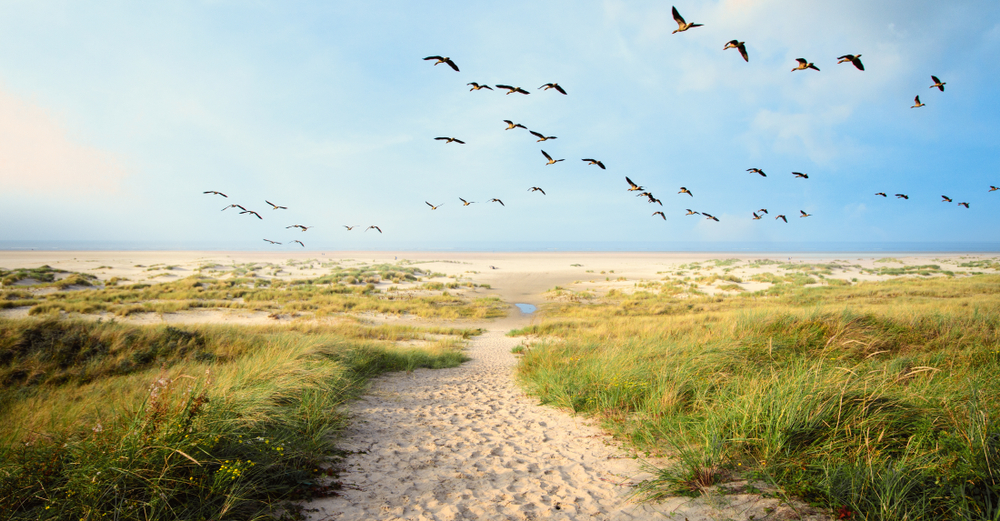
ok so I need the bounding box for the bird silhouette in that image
[541,150,564,165]
[263,239,281,245]
[671,6,703,33]
[837,54,864,71]
[528,187,546,195]
[758,208,768,214]
[530,130,557,142]
[990,186,999,192]
[344,225,358,230]
[653,211,666,220]
[292,240,304,247]
[642,193,662,205]
[958,202,969,208]
[424,56,459,71]
[204,190,227,198]
[792,58,820,72]
[488,198,505,206]
[793,172,809,179]
[582,158,606,169]
[366,225,382,233]
[459,198,475,206]
[435,137,465,144]
[678,187,693,197]
[895,194,909,199]
[222,204,246,212]
[703,213,720,222]
[240,210,262,220]
[265,200,287,210]
[724,40,749,62]
[685,209,700,216]
[747,168,766,177]
[912,96,926,108]
[941,196,953,202]
[930,76,946,91]
[799,210,812,218]
[539,83,567,95]
[875,192,887,197]
[287,224,312,231]
[496,84,530,95]
[776,215,788,223]
[426,201,444,210]
[625,177,644,191]
[503,120,527,130]
[752,212,762,220]
[468,82,493,91]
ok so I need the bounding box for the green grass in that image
[513,275,1000,520]
[0,318,475,520]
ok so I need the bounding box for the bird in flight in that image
[426,201,444,210]
[204,190,227,198]
[344,225,358,230]
[930,76,946,91]
[912,96,926,108]
[895,194,909,199]
[424,56,459,71]
[653,211,666,220]
[941,195,953,202]
[776,214,788,223]
[958,202,970,208]
[875,192,887,197]
[990,186,999,192]
[263,239,281,245]
[792,58,820,72]
[747,168,766,177]
[503,120,527,130]
[488,198,505,206]
[837,54,864,71]
[757,208,768,214]
[799,210,812,218]
[287,224,312,231]
[435,137,465,144]
[640,192,662,205]
[459,198,475,206]
[530,130,557,142]
[686,209,700,216]
[496,84,530,95]
[539,83,567,95]
[625,177,644,191]
[541,150,564,165]
[265,200,287,210]
[528,187,546,195]
[222,204,246,212]
[752,212,762,220]
[468,82,493,91]
[240,210,262,220]
[678,187,693,197]
[671,6,703,33]
[582,158,605,169]
[366,225,382,233]
[793,172,809,179]
[292,240,304,247]
[724,40,749,62]
[703,213,720,222]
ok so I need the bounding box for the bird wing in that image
[796,58,807,65]
[496,84,513,91]
[931,75,940,84]
[515,87,529,94]
[426,201,434,207]
[424,56,443,61]
[626,176,637,188]
[554,84,567,95]
[582,158,595,163]
[914,95,921,104]
[853,57,864,70]
[539,188,545,195]
[453,139,465,144]
[444,59,459,71]
[672,6,685,25]
[434,137,449,141]
[542,150,553,161]
[503,119,513,125]
[738,44,748,62]
[530,131,544,139]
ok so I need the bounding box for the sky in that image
[1,0,998,251]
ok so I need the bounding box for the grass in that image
[512,275,1000,520]
[0,318,476,520]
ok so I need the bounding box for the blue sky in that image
[1,1,998,250]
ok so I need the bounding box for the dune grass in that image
[0,318,475,520]
[512,275,1000,520]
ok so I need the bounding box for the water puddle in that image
[514,303,537,314]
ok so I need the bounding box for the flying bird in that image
[702,213,720,222]
[930,76,946,91]
[265,200,287,210]
[541,150,564,165]
[496,84,530,95]
[941,195,953,202]
[366,225,382,233]
[263,239,281,245]
[792,58,820,72]
[685,209,700,216]
[641,193,662,205]
[625,177,644,191]
[539,83,567,95]
[671,6,703,33]
[678,187,693,197]
[653,211,666,220]
[912,96,925,108]
[292,240,304,247]
[222,204,246,212]
[724,40,748,62]
[582,158,606,169]
[203,190,227,198]
[459,198,475,206]
[344,225,358,230]
[468,82,493,91]
[875,192,887,197]
[240,210,262,219]
[530,130,557,142]
[990,186,999,192]
[528,187,546,195]
[895,194,909,199]
[792,172,809,179]
[758,209,768,214]
[435,137,465,144]
[503,120,527,130]
[799,210,812,218]
[752,212,762,220]
[837,54,864,71]
[776,214,788,223]
[488,198,505,206]
[426,201,444,210]
[286,224,312,231]
[747,168,766,177]
[424,55,459,71]
[958,202,970,208]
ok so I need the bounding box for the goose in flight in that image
[204,190,227,198]
[530,130,557,142]
[344,225,358,230]
[653,211,666,220]
[468,82,493,91]
[459,198,475,206]
[539,83,567,95]
[799,210,811,218]
[503,120,527,130]
[426,201,444,210]
[911,96,925,108]
[990,186,999,192]
[792,172,809,179]
[641,193,662,205]
[582,158,606,169]
[685,209,700,216]
[265,200,287,210]
[930,76,946,91]
[496,84,530,95]
[678,187,693,197]
[875,192,887,197]
[366,225,382,233]
[758,208,768,214]
[424,55,459,71]
[671,6,703,33]
[895,194,909,199]
[541,150,564,165]
[837,54,864,71]
[435,137,465,144]
[488,198,505,206]
[292,240,305,247]
[724,40,748,62]
[240,210,262,220]
[941,195,953,202]
[222,204,246,212]
[625,177,644,191]
[263,239,281,245]
[776,214,788,223]
[703,213,720,222]
[792,58,820,72]
[528,187,546,195]
[752,212,762,220]
[747,168,766,177]
[958,202,970,208]
[287,224,313,231]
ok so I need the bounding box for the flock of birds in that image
[203,6,994,247]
